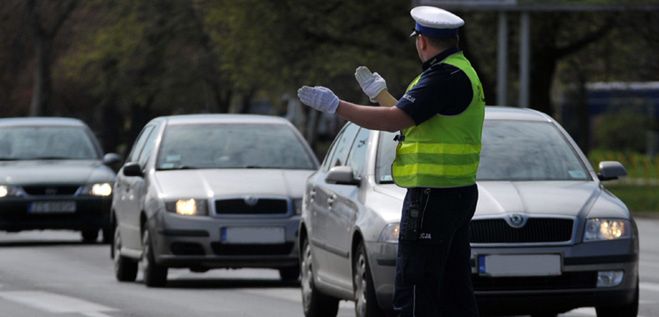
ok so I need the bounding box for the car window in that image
[138,125,160,167]
[322,123,359,171]
[376,120,591,182]
[156,123,316,170]
[0,126,98,160]
[346,128,370,179]
[127,125,154,163]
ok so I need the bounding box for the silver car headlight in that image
[583,218,631,241]
[0,185,21,198]
[165,199,208,216]
[378,223,400,243]
[80,182,113,197]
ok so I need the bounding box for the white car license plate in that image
[478,254,561,277]
[221,227,285,244]
[29,201,76,214]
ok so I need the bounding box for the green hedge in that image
[605,184,659,213]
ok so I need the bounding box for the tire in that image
[300,238,339,317]
[102,227,112,244]
[353,242,384,317]
[279,266,300,282]
[113,226,138,282]
[81,228,99,243]
[596,278,639,317]
[141,228,168,287]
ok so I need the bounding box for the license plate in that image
[29,201,76,214]
[478,254,561,277]
[220,227,285,244]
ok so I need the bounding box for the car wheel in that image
[596,278,639,317]
[300,238,339,317]
[102,227,112,244]
[141,228,168,287]
[81,228,99,243]
[113,226,138,282]
[353,242,384,317]
[279,266,300,282]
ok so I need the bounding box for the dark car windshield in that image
[376,120,591,182]
[0,126,98,160]
[156,123,316,170]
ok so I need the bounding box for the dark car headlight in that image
[583,218,631,241]
[165,199,209,216]
[80,182,113,197]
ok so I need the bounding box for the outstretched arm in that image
[336,100,414,132]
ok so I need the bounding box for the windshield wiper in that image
[158,165,202,171]
[0,157,18,161]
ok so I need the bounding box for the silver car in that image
[299,107,638,317]
[111,114,318,287]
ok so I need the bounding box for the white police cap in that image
[410,6,464,38]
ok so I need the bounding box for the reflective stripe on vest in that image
[392,51,485,188]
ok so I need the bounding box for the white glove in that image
[355,66,387,102]
[297,86,339,114]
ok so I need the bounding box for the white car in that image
[111,114,318,287]
[299,107,638,317]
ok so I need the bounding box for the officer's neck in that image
[420,46,458,71]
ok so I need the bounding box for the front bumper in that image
[150,212,300,269]
[0,196,111,231]
[367,239,638,314]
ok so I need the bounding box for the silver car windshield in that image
[157,123,316,170]
[376,120,591,182]
[0,126,98,160]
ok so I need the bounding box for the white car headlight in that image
[584,218,631,241]
[378,223,400,243]
[0,185,21,198]
[81,183,113,197]
[165,199,208,216]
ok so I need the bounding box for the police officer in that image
[298,6,484,317]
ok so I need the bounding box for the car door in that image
[118,124,158,250]
[311,123,359,286]
[323,127,370,287]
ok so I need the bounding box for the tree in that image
[26,0,78,116]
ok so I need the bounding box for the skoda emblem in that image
[507,213,527,228]
[244,196,259,207]
[45,187,58,195]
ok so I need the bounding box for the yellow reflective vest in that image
[392,51,485,188]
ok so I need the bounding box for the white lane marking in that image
[0,291,116,315]
[640,282,659,293]
[563,307,595,316]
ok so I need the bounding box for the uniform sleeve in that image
[395,64,473,125]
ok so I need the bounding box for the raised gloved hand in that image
[297,86,339,114]
[355,66,387,102]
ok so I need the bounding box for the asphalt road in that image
[0,218,658,317]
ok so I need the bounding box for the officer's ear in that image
[417,35,428,51]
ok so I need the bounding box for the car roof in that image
[485,106,553,122]
[157,114,292,126]
[0,117,88,127]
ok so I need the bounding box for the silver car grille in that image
[469,218,573,243]
[214,198,288,215]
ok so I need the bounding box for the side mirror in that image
[598,161,627,181]
[122,162,144,178]
[326,166,359,186]
[103,153,122,165]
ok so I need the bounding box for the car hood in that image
[0,160,115,185]
[153,169,314,199]
[374,181,625,220]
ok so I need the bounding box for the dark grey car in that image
[299,107,638,317]
[0,117,119,242]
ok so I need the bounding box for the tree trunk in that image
[29,22,52,116]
